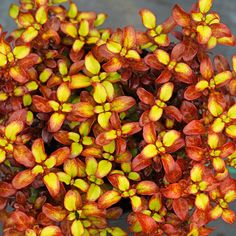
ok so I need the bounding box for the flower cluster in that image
[0,0,236,235]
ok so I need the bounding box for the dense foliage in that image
[0,0,236,235]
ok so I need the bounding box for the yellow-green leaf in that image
[5,121,24,141]
[35,6,47,25]
[85,52,100,75]
[13,45,30,59]
[139,9,156,29]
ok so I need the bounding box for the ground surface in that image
[0,0,236,235]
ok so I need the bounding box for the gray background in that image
[0,0,236,235]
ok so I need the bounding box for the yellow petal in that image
[0,54,7,67]
[86,183,102,201]
[208,98,224,117]
[224,190,236,203]
[35,6,47,25]
[214,71,232,86]
[210,205,223,220]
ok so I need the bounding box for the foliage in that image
[0,0,236,235]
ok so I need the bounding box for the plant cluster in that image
[0,0,236,235]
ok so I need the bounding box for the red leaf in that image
[183,120,206,135]
[136,181,158,195]
[182,40,198,62]
[184,85,202,100]
[173,198,189,220]
[98,190,121,209]
[161,183,182,199]
[186,146,204,161]
[164,106,183,122]
[12,169,36,189]
[13,145,35,168]
[111,96,136,112]
[50,147,70,166]
[42,203,67,222]
[9,210,33,231]
[0,182,16,198]
[172,5,191,27]
[136,212,157,233]
[144,54,163,70]
[137,88,155,105]
[180,101,198,123]
[32,95,52,113]
[132,154,152,171]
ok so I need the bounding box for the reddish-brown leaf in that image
[183,120,206,135]
[173,198,189,220]
[0,182,16,198]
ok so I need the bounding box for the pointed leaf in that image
[60,22,78,38]
[48,113,65,132]
[111,96,135,112]
[57,83,71,103]
[98,190,121,209]
[40,226,62,236]
[173,198,189,221]
[13,145,35,168]
[71,220,84,236]
[199,0,213,13]
[12,170,36,189]
[163,130,180,147]
[136,181,158,195]
[5,121,24,141]
[32,138,47,163]
[43,173,60,198]
[139,9,156,29]
[161,183,182,199]
[0,182,16,198]
[96,160,112,178]
[183,120,205,135]
[172,5,191,27]
[42,203,67,222]
[195,193,209,210]
[86,183,101,201]
[85,52,100,75]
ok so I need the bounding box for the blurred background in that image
[0,0,236,235]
